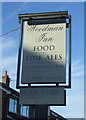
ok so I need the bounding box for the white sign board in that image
[19,87,66,105]
[21,21,66,83]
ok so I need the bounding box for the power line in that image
[0,27,20,37]
[10,79,16,82]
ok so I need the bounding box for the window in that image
[20,105,29,117]
[9,98,17,113]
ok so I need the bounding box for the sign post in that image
[17,11,71,120]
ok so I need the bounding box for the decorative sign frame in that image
[16,11,71,89]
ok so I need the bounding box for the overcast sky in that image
[1,1,85,118]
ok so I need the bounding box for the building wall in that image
[0,90,2,119]
[2,90,9,118]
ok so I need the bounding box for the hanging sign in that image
[19,87,66,105]
[21,22,66,84]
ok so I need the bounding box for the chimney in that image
[2,71,10,87]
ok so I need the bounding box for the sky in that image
[1,1,85,118]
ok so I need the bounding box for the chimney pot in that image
[2,71,10,87]
[4,71,7,76]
